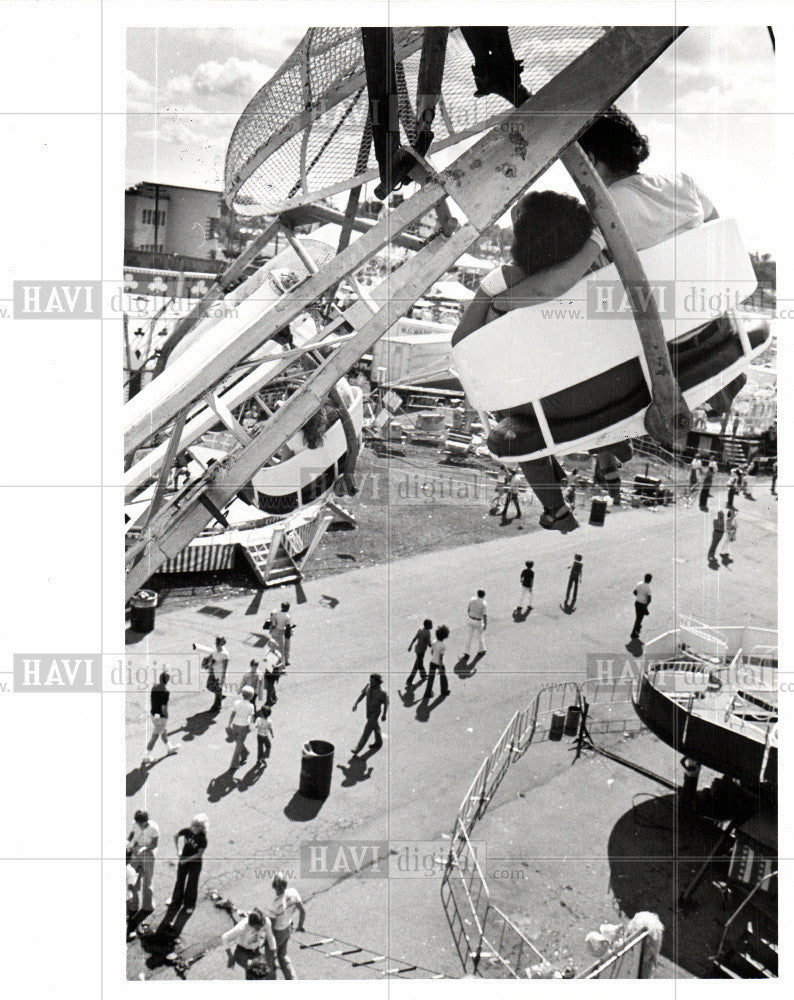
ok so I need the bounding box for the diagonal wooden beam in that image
[560,142,691,448]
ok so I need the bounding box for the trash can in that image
[129,589,158,634]
[548,711,565,742]
[589,496,608,526]
[299,740,335,799]
[564,704,583,737]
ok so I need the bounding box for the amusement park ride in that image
[124,26,771,600]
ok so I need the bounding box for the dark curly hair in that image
[578,106,650,176]
[510,191,594,276]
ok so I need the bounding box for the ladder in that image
[124,27,682,600]
[298,929,446,978]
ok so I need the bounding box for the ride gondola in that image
[451,219,770,461]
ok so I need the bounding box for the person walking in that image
[462,590,487,660]
[722,509,737,562]
[266,873,306,980]
[263,665,279,707]
[686,452,703,505]
[194,635,229,711]
[222,908,276,979]
[631,573,652,640]
[726,468,739,511]
[127,810,159,912]
[227,686,256,769]
[707,509,726,562]
[424,625,450,700]
[268,602,294,669]
[739,463,754,500]
[255,706,273,762]
[143,670,178,764]
[351,674,389,755]
[699,464,714,512]
[166,814,208,917]
[564,555,583,608]
[515,561,534,616]
[500,467,522,522]
[240,660,264,710]
[406,619,433,688]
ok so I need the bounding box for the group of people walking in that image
[404,621,454,700]
[189,603,294,771]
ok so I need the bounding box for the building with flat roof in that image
[125,182,223,263]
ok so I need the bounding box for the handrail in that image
[713,870,778,963]
[580,929,650,979]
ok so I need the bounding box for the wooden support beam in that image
[153,217,281,375]
[280,226,320,275]
[259,526,285,586]
[560,141,691,448]
[203,391,253,448]
[325,500,357,526]
[296,512,335,572]
[143,407,188,528]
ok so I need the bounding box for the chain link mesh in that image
[225,26,606,215]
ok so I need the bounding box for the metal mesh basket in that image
[225,26,606,215]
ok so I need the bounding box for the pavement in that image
[125,483,777,980]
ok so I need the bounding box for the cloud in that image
[169,57,272,100]
[127,69,155,113]
[192,27,303,62]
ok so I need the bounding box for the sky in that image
[126,25,776,252]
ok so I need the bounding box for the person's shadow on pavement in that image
[178,708,217,743]
[337,755,374,786]
[207,767,238,802]
[157,905,194,938]
[236,760,267,792]
[126,764,149,797]
[398,684,420,707]
[415,692,447,721]
[454,655,478,679]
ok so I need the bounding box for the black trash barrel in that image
[299,740,335,799]
[129,589,158,634]
[548,711,565,742]
[589,496,608,526]
[564,704,582,736]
